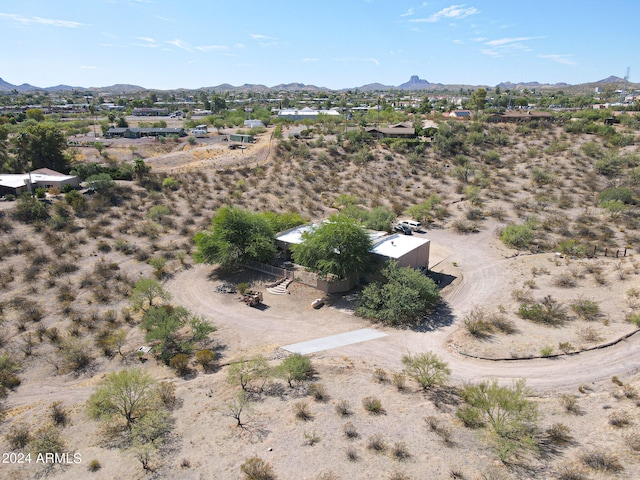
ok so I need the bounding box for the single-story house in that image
[0,168,79,197]
[105,127,186,139]
[277,107,341,121]
[244,119,265,128]
[132,108,169,116]
[488,111,553,123]
[448,110,472,119]
[229,133,255,143]
[276,223,430,270]
[365,122,416,139]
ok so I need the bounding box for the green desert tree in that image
[291,214,373,280]
[401,352,450,390]
[457,379,539,462]
[130,278,171,312]
[228,356,271,392]
[13,124,70,172]
[357,261,440,325]
[140,306,191,363]
[277,354,313,388]
[193,206,277,267]
[87,368,160,430]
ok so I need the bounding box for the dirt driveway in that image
[166,223,640,393]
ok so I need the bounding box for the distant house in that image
[365,122,416,139]
[0,168,79,197]
[132,108,169,116]
[448,110,472,119]
[277,107,341,121]
[244,119,265,128]
[488,111,553,123]
[105,127,186,138]
[229,133,255,143]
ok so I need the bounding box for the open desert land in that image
[1,115,640,480]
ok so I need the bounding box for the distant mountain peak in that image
[397,75,431,90]
[597,75,624,84]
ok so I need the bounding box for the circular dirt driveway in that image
[167,226,640,393]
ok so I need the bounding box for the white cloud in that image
[196,45,229,52]
[302,57,319,63]
[400,8,415,17]
[0,13,83,28]
[250,33,275,40]
[453,39,464,44]
[167,39,192,51]
[481,36,541,57]
[485,36,536,46]
[410,4,479,23]
[537,54,578,66]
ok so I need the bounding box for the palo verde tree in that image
[291,214,373,280]
[130,278,171,312]
[193,206,277,267]
[87,368,161,431]
[357,261,440,326]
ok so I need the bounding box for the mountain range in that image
[0,75,634,95]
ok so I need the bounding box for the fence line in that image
[244,260,294,279]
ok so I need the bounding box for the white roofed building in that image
[0,168,79,197]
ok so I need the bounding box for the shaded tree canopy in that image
[291,214,373,280]
[357,261,440,325]
[13,124,69,173]
[193,206,277,267]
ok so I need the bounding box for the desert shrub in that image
[373,367,388,383]
[608,410,631,428]
[540,345,554,357]
[158,381,177,408]
[240,456,277,480]
[169,353,191,376]
[456,405,485,428]
[362,396,385,415]
[195,349,216,371]
[343,422,359,439]
[489,315,517,334]
[599,186,634,204]
[554,273,577,288]
[228,356,271,392]
[425,415,453,444]
[560,394,581,414]
[307,383,328,402]
[390,442,411,461]
[30,424,66,456]
[50,401,68,427]
[59,338,93,373]
[546,422,573,444]
[500,224,534,250]
[366,434,387,453]
[570,299,601,321]
[88,459,102,472]
[519,296,568,325]
[459,379,538,461]
[345,446,359,461]
[580,449,623,473]
[302,430,321,446]
[294,401,313,421]
[401,352,450,390]
[5,422,31,449]
[335,399,352,417]
[463,308,494,338]
[392,373,406,391]
[623,431,640,451]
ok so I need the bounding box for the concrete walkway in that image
[282,328,388,354]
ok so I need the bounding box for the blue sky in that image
[1,0,638,90]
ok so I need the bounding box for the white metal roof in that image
[371,234,430,259]
[0,171,77,188]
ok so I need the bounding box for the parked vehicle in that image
[393,224,412,235]
[399,219,422,232]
